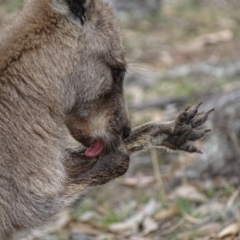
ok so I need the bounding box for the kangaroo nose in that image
[122,127,131,140]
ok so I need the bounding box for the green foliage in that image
[99,211,122,225]
[70,198,95,218]
[0,0,24,12]
[175,0,202,12]
[176,198,192,215]
[222,184,235,196]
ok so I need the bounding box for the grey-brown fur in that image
[0,0,213,239]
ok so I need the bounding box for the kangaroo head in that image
[2,0,131,155]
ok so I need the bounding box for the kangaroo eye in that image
[112,69,125,83]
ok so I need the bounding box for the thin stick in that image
[180,153,188,185]
[150,148,166,204]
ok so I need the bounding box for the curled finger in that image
[189,129,211,141]
[179,141,202,154]
[191,108,215,128]
[186,102,203,120]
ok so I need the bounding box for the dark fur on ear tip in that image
[66,0,87,25]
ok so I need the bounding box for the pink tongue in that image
[85,139,104,158]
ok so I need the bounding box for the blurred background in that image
[1,0,240,239]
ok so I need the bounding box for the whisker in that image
[129,65,160,73]
[127,62,161,74]
[127,69,145,77]
[126,69,161,82]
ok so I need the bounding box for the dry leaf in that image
[154,206,180,221]
[183,212,201,224]
[79,211,99,223]
[194,29,233,45]
[142,217,158,235]
[194,202,224,217]
[70,222,108,237]
[226,190,240,208]
[197,223,221,236]
[129,237,152,240]
[109,199,160,233]
[218,222,239,238]
[121,176,155,188]
[177,29,233,52]
[169,185,207,203]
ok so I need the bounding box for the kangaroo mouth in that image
[85,139,104,158]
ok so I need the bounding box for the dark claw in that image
[196,150,203,154]
[186,109,198,120]
[204,129,212,133]
[196,102,203,109]
[185,102,203,120]
[191,109,214,128]
[207,108,215,115]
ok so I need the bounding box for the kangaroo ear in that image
[52,0,93,25]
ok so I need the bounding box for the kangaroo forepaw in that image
[162,103,214,153]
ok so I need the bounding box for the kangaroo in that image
[0,0,214,239]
